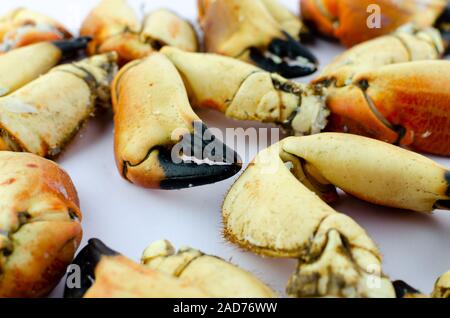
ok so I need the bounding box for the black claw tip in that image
[53,36,92,55]
[159,122,242,190]
[393,280,422,298]
[250,31,318,78]
[64,239,119,299]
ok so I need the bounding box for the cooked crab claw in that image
[313,26,450,156]
[198,0,316,78]
[223,133,449,297]
[394,269,450,298]
[64,239,119,298]
[250,32,318,78]
[142,240,277,298]
[52,36,91,55]
[65,239,276,298]
[0,8,72,52]
[113,53,241,189]
[436,2,450,53]
[0,52,118,158]
[300,0,449,47]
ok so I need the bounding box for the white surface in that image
[1,0,449,297]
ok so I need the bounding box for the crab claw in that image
[198,0,316,78]
[142,240,278,298]
[313,27,449,156]
[52,36,91,56]
[0,152,82,298]
[433,270,450,298]
[223,137,395,298]
[250,32,318,78]
[0,52,118,158]
[113,53,241,190]
[66,238,275,298]
[0,8,72,52]
[281,133,450,213]
[300,0,448,47]
[161,46,328,136]
[393,281,424,298]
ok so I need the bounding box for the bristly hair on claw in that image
[250,32,318,78]
[63,239,119,299]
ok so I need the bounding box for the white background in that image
[1,0,449,297]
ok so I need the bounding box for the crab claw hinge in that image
[113,53,241,190]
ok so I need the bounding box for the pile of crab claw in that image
[0,0,449,298]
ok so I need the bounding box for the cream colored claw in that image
[223,139,395,298]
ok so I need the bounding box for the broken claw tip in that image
[250,33,318,78]
[63,239,119,299]
[53,36,92,55]
[158,122,242,190]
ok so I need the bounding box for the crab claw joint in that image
[113,53,241,190]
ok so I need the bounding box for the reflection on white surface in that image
[0,0,449,298]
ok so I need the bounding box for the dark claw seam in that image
[63,239,119,298]
[159,122,242,190]
[393,280,422,298]
[250,31,318,78]
[52,36,92,56]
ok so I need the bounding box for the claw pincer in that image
[80,0,198,65]
[112,53,241,190]
[198,0,318,78]
[223,133,449,298]
[300,0,450,48]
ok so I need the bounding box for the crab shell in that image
[83,255,209,298]
[314,28,450,156]
[0,53,118,158]
[161,46,328,136]
[0,8,71,52]
[142,240,278,298]
[300,0,447,46]
[198,0,304,59]
[0,152,82,298]
[81,0,198,66]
